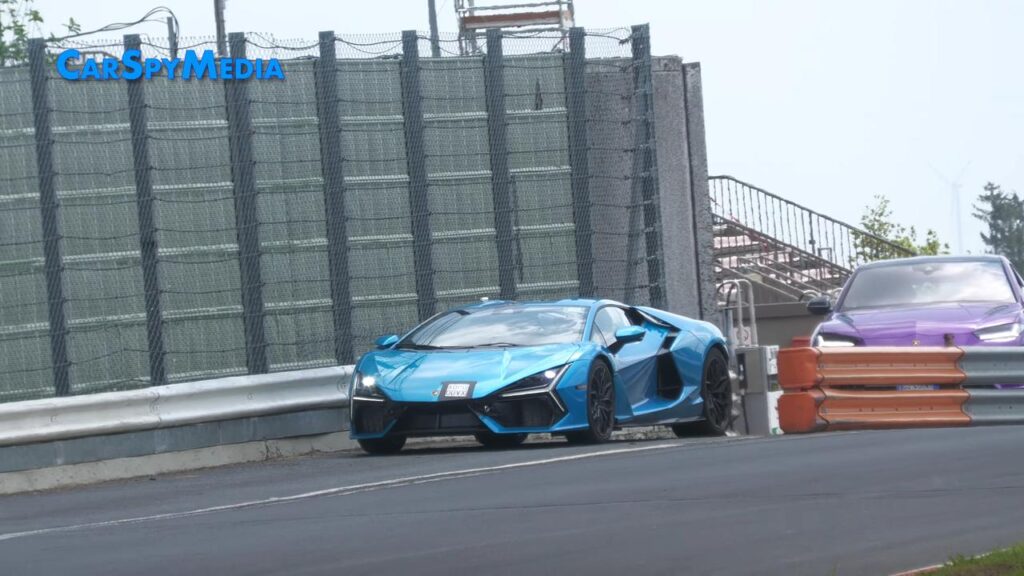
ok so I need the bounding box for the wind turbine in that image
[929,161,971,254]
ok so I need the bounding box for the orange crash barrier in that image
[777,347,970,433]
[778,347,965,390]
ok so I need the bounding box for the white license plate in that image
[442,382,473,399]
[897,384,939,391]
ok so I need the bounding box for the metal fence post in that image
[682,63,718,321]
[483,28,517,301]
[400,30,437,321]
[564,27,593,298]
[224,32,269,374]
[124,34,168,386]
[27,38,71,397]
[630,24,665,308]
[313,31,354,364]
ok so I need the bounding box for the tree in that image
[973,182,1024,270]
[0,0,78,67]
[0,0,41,66]
[853,194,948,263]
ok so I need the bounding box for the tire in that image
[357,436,406,455]
[672,347,731,437]
[474,431,528,449]
[566,360,615,444]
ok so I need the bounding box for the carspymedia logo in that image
[55,49,285,81]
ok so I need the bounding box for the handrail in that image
[713,213,851,297]
[713,214,851,276]
[733,256,833,294]
[716,279,758,346]
[715,264,806,302]
[749,254,840,288]
[709,175,916,268]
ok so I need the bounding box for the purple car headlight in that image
[974,322,1024,343]
[813,333,859,347]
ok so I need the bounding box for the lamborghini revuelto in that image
[350,299,731,454]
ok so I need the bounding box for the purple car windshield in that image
[840,261,1016,310]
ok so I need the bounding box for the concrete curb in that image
[0,425,686,495]
[0,431,356,495]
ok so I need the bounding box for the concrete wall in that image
[751,302,823,348]
[652,57,699,317]
[587,56,714,318]
[681,63,718,322]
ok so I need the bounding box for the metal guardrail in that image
[963,388,1024,425]
[957,347,1024,387]
[0,366,351,447]
[709,175,916,269]
[777,346,1024,433]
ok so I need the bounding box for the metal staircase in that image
[709,175,915,302]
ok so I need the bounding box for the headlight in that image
[975,322,1024,343]
[352,372,385,400]
[500,365,569,398]
[814,333,859,347]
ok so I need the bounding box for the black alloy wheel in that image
[566,360,615,444]
[672,347,731,437]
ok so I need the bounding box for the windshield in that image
[398,305,588,349]
[839,261,1016,310]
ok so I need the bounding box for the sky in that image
[32,0,1024,255]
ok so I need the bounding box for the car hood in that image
[818,302,1023,345]
[358,343,582,402]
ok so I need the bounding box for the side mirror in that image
[375,334,400,349]
[614,325,645,345]
[807,296,832,316]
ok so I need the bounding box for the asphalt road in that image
[2,426,1023,576]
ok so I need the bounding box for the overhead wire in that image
[49,6,180,44]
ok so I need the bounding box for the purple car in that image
[808,255,1024,348]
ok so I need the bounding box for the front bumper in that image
[817,328,1024,348]
[350,392,568,439]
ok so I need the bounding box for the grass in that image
[928,545,1024,576]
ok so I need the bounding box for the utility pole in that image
[466,0,478,54]
[166,16,178,60]
[214,0,227,57]
[428,0,441,58]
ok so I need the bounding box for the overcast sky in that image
[34,0,1024,254]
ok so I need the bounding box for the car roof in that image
[856,254,1008,271]
[455,298,619,312]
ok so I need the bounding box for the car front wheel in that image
[566,360,615,444]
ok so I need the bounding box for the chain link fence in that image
[0,25,672,403]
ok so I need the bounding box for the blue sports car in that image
[349,299,731,454]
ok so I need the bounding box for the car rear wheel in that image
[357,436,406,455]
[474,431,528,449]
[672,348,731,437]
[566,360,615,444]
